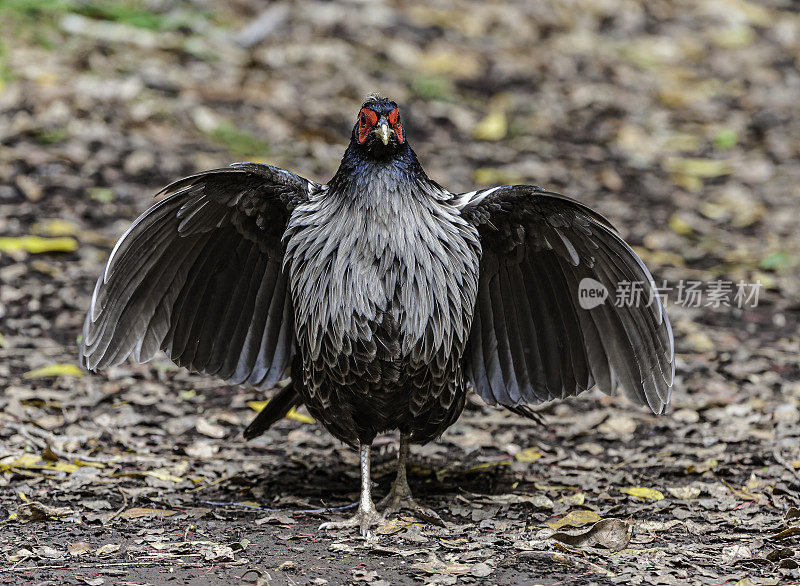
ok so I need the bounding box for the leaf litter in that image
[1,0,799,583]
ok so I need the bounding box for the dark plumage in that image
[81,95,674,535]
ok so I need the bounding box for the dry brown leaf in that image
[667,486,701,499]
[551,518,634,551]
[16,501,75,523]
[598,415,637,435]
[68,542,91,556]
[548,510,602,529]
[196,417,226,439]
[120,507,178,520]
[411,554,472,575]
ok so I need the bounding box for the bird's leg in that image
[378,433,444,525]
[319,443,384,537]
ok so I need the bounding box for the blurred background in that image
[1,0,799,581]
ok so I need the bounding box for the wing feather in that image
[457,184,674,415]
[81,163,322,390]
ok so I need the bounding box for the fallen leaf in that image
[770,526,800,540]
[535,482,580,492]
[552,518,634,551]
[199,542,235,561]
[352,569,378,582]
[664,157,732,178]
[548,510,602,529]
[23,363,83,378]
[670,409,699,423]
[377,517,420,535]
[638,520,684,532]
[518,550,616,577]
[185,440,218,458]
[470,562,493,577]
[485,493,553,509]
[95,544,121,555]
[31,218,80,237]
[667,486,701,499]
[41,445,59,462]
[120,507,178,520]
[515,447,543,463]
[472,167,524,186]
[722,544,751,562]
[255,513,294,526]
[8,549,33,562]
[16,501,75,522]
[687,460,719,475]
[196,417,226,439]
[560,493,586,506]
[473,110,507,141]
[621,487,665,501]
[34,545,64,559]
[68,542,92,556]
[116,467,186,483]
[3,454,79,474]
[765,547,794,562]
[411,554,471,576]
[0,236,79,254]
[598,415,636,435]
[668,214,693,235]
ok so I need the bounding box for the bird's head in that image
[351,95,406,158]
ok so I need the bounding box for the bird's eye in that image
[360,114,366,125]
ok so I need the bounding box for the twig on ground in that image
[104,487,130,525]
[198,500,359,514]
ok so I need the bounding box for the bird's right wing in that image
[81,162,324,389]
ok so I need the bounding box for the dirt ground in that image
[1,1,799,584]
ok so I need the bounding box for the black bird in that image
[81,95,674,534]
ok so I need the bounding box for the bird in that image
[81,94,674,535]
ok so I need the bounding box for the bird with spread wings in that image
[81,95,673,535]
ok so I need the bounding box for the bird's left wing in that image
[81,162,322,389]
[454,184,674,414]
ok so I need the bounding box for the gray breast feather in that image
[284,178,481,368]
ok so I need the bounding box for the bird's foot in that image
[378,484,444,526]
[318,507,385,538]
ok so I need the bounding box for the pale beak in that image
[373,120,394,145]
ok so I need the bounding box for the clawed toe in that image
[379,494,444,526]
[319,508,385,537]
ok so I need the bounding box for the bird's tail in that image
[243,382,303,439]
[503,404,546,427]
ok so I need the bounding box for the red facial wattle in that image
[357,108,378,144]
[388,107,403,143]
[357,107,404,145]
